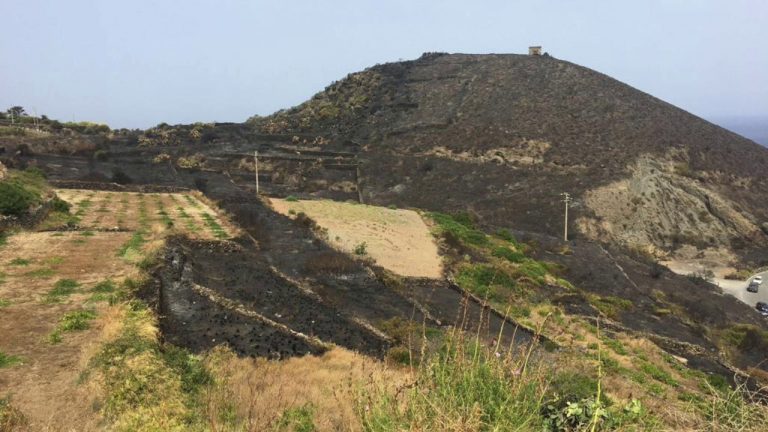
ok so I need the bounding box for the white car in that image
[754,276,763,285]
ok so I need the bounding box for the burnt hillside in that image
[252,53,768,257]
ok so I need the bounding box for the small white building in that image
[529,46,542,56]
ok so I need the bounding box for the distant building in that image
[529,46,542,56]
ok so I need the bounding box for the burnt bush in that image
[111,168,132,185]
[304,251,358,275]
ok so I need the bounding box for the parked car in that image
[753,275,763,285]
[756,302,768,316]
[747,281,759,293]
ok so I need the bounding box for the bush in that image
[50,196,71,213]
[354,241,368,256]
[304,251,358,275]
[492,246,526,263]
[429,212,489,247]
[0,182,38,216]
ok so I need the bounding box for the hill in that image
[250,53,768,261]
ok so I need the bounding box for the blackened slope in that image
[255,53,768,249]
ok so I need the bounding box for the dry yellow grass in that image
[204,346,409,431]
[271,198,443,278]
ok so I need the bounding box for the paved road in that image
[715,271,768,313]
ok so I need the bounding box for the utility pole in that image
[561,192,571,241]
[254,150,259,195]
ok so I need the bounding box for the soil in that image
[270,198,443,278]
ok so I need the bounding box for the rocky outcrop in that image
[578,155,764,255]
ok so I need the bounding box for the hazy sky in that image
[1,0,767,129]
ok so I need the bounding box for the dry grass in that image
[203,346,408,431]
[271,198,443,278]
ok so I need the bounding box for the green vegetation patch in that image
[25,267,56,278]
[455,263,518,303]
[9,257,32,266]
[45,278,80,301]
[637,360,679,387]
[590,295,633,320]
[49,309,97,343]
[83,304,215,430]
[492,246,526,263]
[276,404,316,432]
[0,169,47,216]
[428,211,489,246]
[0,351,23,368]
[201,213,227,239]
[118,230,147,260]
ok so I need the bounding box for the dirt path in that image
[271,198,443,278]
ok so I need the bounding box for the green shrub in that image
[0,182,38,216]
[354,241,368,256]
[276,404,316,432]
[429,212,489,246]
[492,246,526,263]
[455,264,516,302]
[285,195,299,202]
[50,197,71,213]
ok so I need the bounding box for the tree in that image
[7,106,26,118]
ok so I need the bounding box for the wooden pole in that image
[562,192,571,241]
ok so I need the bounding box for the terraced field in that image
[0,189,236,430]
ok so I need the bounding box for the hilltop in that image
[248,52,768,261]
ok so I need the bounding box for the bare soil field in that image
[270,198,443,278]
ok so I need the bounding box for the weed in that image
[275,404,316,431]
[48,309,97,343]
[492,246,526,263]
[25,267,56,278]
[637,360,678,387]
[9,258,32,266]
[591,295,633,320]
[353,241,368,256]
[0,298,10,308]
[92,279,116,293]
[602,337,628,355]
[0,351,22,368]
[118,230,147,259]
[183,194,201,208]
[0,271,5,285]
[201,213,227,239]
[46,278,80,299]
[429,211,489,246]
[0,396,28,429]
[455,263,517,303]
[285,195,299,202]
[44,256,64,265]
